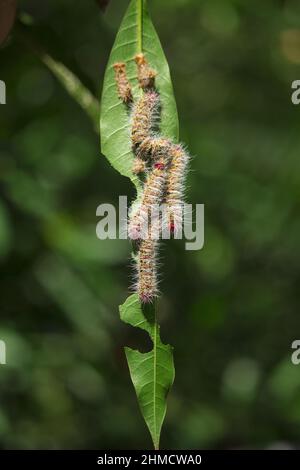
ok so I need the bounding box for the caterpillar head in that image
[135,53,157,89]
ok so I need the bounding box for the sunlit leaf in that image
[120,294,175,450]
[100,0,178,190]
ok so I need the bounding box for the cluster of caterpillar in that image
[114,54,189,303]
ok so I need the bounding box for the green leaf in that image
[100,0,179,190]
[120,294,175,450]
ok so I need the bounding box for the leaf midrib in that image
[136,0,158,449]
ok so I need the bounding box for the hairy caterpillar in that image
[138,136,171,161]
[113,53,189,302]
[129,157,168,240]
[136,238,159,303]
[135,53,157,90]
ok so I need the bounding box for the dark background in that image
[0,0,300,449]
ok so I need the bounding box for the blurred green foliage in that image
[0,0,300,449]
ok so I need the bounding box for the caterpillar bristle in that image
[131,91,160,149]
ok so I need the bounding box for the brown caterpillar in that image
[131,91,160,152]
[132,157,147,175]
[113,62,133,104]
[129,137,171,240]
[113,54,189,303]
[135,53,157,90]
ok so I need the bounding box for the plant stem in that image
[137,0,143,53]
[153,300,159,450]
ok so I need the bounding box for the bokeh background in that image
[1,0,300,450]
